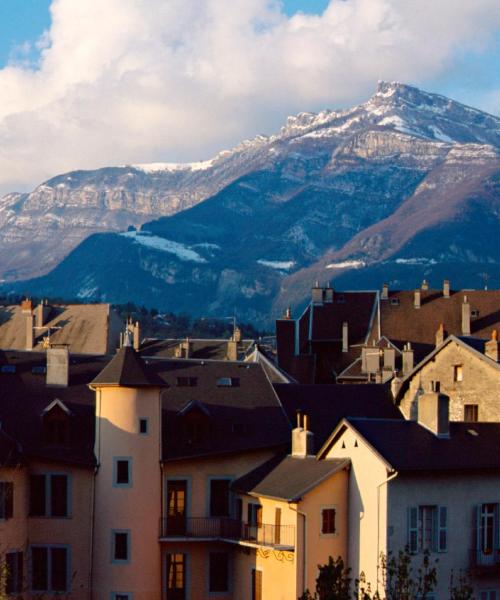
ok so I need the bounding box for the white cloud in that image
[0,0,499,194]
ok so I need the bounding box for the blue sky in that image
[0,0,498,193]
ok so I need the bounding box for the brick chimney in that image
[435,323,445,347]
[381,283,389,300]
[485,330,499,362]
[443,280,450,298]
[324,284,333,303]
[46,346,69,387]
[402,342,414,374]
[312,282,323,305]
[418,391,450,438]
[291,412,314,458]
[342,322,348,353]
[462,296,471,336]
[22,299,34,350]
[421,279,429,291]
[414,289,421,309]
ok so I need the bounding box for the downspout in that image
[290,504,307,596]
[376,470,398,594]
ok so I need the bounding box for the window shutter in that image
[476,504,483,553]
[495,504,500,555]
[437,506,447,552]
[407,506,419,553]
[256,505,262,528]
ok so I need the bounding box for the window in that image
[166,480,187,536]
[31,365,46,374]
[112,531,130,563]
[5,551,23,594]
[471,309,480,318]
[210,479,231,517]
[453,365,463,382]
[480,592,497,600]
[114,458,132,487]
[166,553,185,600]
[476,503,500,567]
[29,474,69,517]
[0,365,16,373]
[0,481,13,519]
[31,546,68,593]
[464,404,479,422]
[390,298,400,306]
[251,569,262,600]
[209,552,229,592]
[408,506,447,553]
[139,418,148,435]
[247,503,262,539]
[43,412,70,446]
[112,593,133,600]
[176,377,197,387]
[321,507,336,535]
[217,377,239,387]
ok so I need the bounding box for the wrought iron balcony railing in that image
[160,516,295,549]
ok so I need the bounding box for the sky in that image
[0,0,498,194]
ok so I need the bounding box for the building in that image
[0,299,122,354]
[276,281,500,384]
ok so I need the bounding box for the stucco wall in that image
[399,341,500,421]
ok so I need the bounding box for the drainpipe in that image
[377,470,399,595]
[290,504,307,596]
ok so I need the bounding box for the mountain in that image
[4,82,500,325]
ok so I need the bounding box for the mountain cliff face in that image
[4,82,500,324]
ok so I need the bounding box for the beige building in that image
[396,332,500,422]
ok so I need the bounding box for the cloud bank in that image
[0,0,499,194]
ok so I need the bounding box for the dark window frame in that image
[29,473,69,518]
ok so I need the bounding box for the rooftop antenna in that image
[479,272,490,291]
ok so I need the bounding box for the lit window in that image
[166,554,185,595]
[453,365,463,382]
[321,507,336,534]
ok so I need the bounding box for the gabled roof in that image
[90,346,166,387]
[322,417,500,473]
[394,334,500,402]
[275,383,403,453]
[232,454,349,502]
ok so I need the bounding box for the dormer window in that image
[176,377,198,387]
[390,298,400,306]
[471,309,479,318]
[41,400,71,447]
[1,365,16,374]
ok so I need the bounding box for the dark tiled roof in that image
[0,351,106,466]
[91,346,166,387]
[274,383,403,453]
[375,289,500,349]
[233,454,349,502]
[157,360,291,460]
[344,418,500,472]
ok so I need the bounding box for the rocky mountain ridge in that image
[3,82,500,324]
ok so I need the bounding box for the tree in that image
[448,570,474,600]
[299,556,351,600]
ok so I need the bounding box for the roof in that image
[0,350,107,466]
[374,289,500,357]
[333,418,500,473]
[140,338,254,360]
[233,454,349,502]
[275,383,403,452]
[91,346,166,387]
[0,303,119,355]
[156,360,291,460]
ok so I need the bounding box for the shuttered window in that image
[0,481,13,519]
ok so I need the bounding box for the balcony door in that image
[166,553,186,600]
[167,480,187,535]
[478,503,498,566]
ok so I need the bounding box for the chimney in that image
[383,346,395,371]
[421,279,429,291]
[414,289,421,309]
[485,330,499,362]
[283,307,292,320]
[233,327,242,343]
[324,285,334,303]
[391,376,402,400]
[381,283,389,300]
[291,411,314,458]
[435,323,445,347]
[46,346,69,387]
[227,339,238,361]
[311,282,323,305]
[132,321,141,351]
[25,311,34,351]
[342,322,348,353]
[417,391,450,437]
[402,342,414,375]
[181,338,192,359]
[443,280,450,298]
[462,296,471,336]
[362,345,381,374]
[35,300,51,329]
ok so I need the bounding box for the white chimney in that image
[402,343,414,374]
[443,280,450,298]
[462,296,471,336]
[291,412,314,458]
[414,290,421,309]
[312,282,323,305]
[342,322,348,353]
[324,285,334,303]
[418,391,450,438]
[381,283,389,300]
[46,346,69,387]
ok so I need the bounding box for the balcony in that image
[470,549,500,575]
[159,516,295,550]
